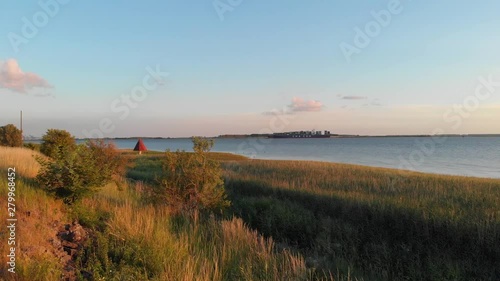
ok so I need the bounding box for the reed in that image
[76,182,314,280]
[222,159,500,280]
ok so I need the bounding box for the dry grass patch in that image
[0,146,44,178]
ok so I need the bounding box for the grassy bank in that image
[0,147,316,280]
[3,146,499,280]
[0,147,68,280]
[124,152,500,280]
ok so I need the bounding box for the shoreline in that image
[119,149,500,181]
[228,156,500,181]
[75,134,500,140]
[22,134,500,144]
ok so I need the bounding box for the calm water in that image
[110,136,500,179]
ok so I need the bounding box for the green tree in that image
[36,140,125,204]
[155,137,229,214]
[0,124,22,147]
[40,129,76,158]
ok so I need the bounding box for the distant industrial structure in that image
[269,130,333,139]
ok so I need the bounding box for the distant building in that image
[269,130,332,138]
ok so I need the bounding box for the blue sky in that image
[1,1,499,137]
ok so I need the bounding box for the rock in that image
[58,230,71,241]
[69,248,78,257]
[69,223,87,242]
[62,240,78,249]
[54,221,89,281]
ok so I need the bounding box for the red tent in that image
[133,139,147,154]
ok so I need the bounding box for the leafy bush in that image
[36,140,125,204]
[86,139,127,180]
[154,137,230,214]
[0,124,22,147]
[40,129,76,158]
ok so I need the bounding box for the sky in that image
[1,0,499,138]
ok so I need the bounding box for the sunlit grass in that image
[119,149,248,161]
[0,147,318,280]
[222,159,500,280]
[0,147,67,281]
[0,146,44,178]
[78,182,313,280]
[223,160,500,226]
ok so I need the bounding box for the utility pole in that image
[20,110,23,145]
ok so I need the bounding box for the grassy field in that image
[119,149,249,161]
[223,160,500,280]
[2,146,499,280]
[125,152,500,280]
[0,147,320,281]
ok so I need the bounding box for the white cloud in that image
[0,59,52,93]
[288,97,323,112]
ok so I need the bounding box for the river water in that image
[109,136,500,179]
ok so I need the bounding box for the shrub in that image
[154,137,230,214]
[36,140,125,204]
[86,139,127,180]
[40,129,76,158]
[0,124,22,147]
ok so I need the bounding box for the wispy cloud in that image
[262,97,324,115]
[288,97,323,112]
[340,95,368,100]
[0,59,52,93]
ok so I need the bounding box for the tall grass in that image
[222,160,500,280]
[76,182,313,280]
[0,146,44,178]
[123,155,359,281]
[1,147,331,280]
